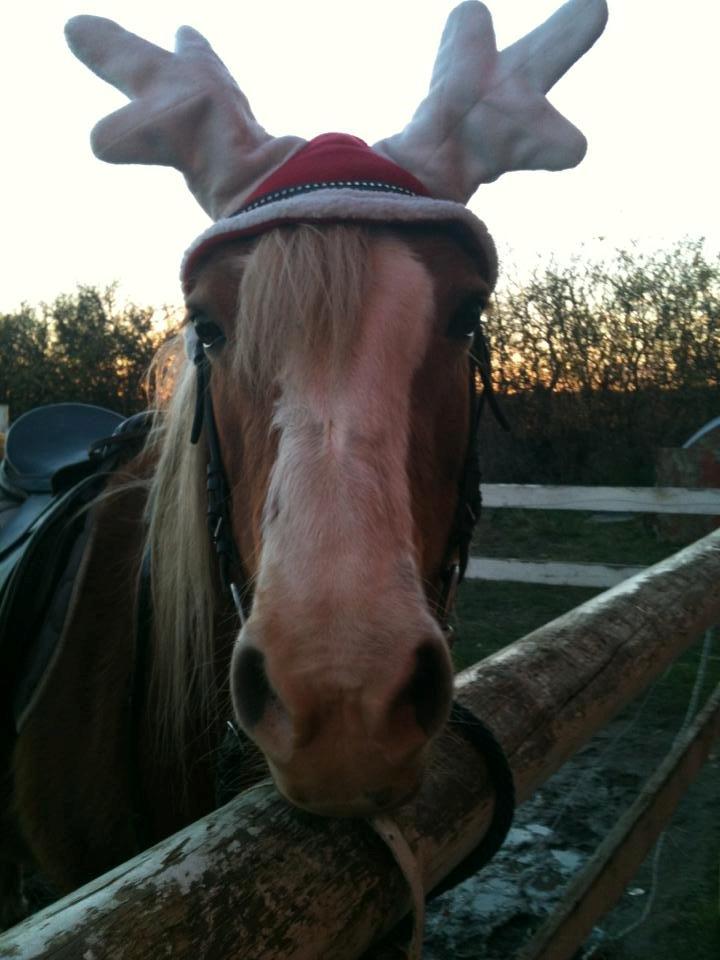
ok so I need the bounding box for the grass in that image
[451,579,599,671]
[625,860,720,960]
[471,507,702,566]
[451,506,706,672]
[642,894,720,960]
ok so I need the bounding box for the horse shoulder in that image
[10,454,204,889]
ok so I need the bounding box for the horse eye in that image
[446,296,487,339]
[191,314,226,350]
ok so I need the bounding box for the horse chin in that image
[266,759,423,819]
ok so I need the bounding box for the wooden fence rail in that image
[2,529,719,959]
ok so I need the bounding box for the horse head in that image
[65,0,607,816]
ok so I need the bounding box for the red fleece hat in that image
[243,134,430,211]
[180,133,500,287]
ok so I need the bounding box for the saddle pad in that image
[0,494,53,558]
[0,408,153,739]
[0,471,107,737]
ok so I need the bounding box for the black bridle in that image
[189,332,251,622]
[427,325,510,637]
[187,320,508,637]
[139,316,516,890]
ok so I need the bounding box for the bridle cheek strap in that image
[189,332,250,623]
[435,325,510,637]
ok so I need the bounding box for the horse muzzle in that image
[230,615,453,817]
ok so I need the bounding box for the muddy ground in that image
[423,638,720,959]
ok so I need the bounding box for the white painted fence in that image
[469,484,720,588]
[481,483,720,515]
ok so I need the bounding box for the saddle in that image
[0,403,151,735]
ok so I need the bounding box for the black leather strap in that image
[190,336,251,608]
[436,326,510,628]
[130,546,153,851]
[430,700,516,897]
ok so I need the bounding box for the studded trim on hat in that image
[235,179,419,216]
[181,188,499,293]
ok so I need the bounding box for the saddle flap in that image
[0,494,53,559]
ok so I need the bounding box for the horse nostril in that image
[395,641,452,736]
[232,645,272,729]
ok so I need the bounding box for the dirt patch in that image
[424,638,720,959]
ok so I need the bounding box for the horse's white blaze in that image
[249,238,438,706]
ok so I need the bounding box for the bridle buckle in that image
[437,561,461,643]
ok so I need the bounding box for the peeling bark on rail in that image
[2,530,719,960]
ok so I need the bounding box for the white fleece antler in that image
[374,0,608,203]
[66,1,607,218]
[64,16,304,220]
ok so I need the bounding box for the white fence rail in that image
[469,484,720,588]
[481,483,720,515]
[467,557,647,589]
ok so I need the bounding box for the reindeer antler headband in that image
[65,0,608,287]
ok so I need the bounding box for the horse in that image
[0,0,607,928]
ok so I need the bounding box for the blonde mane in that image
[145,224,374,760]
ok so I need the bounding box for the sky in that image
[1,0,719,313]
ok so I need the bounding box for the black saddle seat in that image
[1,403,125,496]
